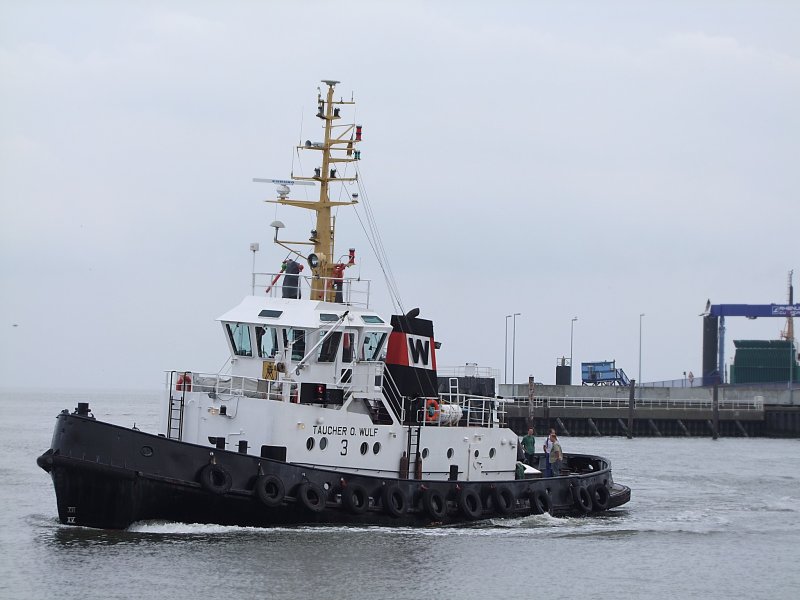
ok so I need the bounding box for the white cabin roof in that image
[216,296,391,331]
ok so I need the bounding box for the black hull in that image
[38,412,630,529]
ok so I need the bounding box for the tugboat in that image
[37,80,630,529]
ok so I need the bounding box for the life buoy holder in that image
[176,373,192,392]
[591,484,610,512]
[424,398,440,423]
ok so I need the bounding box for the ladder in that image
[407,426,422,479]
[168,393,185,440]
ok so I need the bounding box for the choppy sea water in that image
[2,389,798,600]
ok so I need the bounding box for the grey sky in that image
[1,1,798,390]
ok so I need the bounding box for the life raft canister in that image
[176,372,192,392]
[424,398,440,423]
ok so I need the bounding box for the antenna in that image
[253,177,316,200]
[252,178,315,186]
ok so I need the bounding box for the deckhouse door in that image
[466,444,483,480]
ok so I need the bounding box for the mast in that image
[268,80,361,301]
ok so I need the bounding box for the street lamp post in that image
[639,313,645,388]
[512,312,521,390]
[504,315,511,384]
[570,316,578,384]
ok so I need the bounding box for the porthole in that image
[373,442,381,454]
[306,437,315,451]
[320,437,328,450]
[446,448,454,459]
[421,448,429,459]
[360,442,369,455]
[474,449,479,458]
[489,448,496,458]
[140,446,154,457]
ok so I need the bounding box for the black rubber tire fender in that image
[198,464,232,495]
[382,485,407,517]
[296,482,326,513]
[254,474,285,507]
[591,484,610,511]
[530,489,551,515]
[492,485,515,515]
[342,483,369,514]
[458,487,483,520]
[573,485,592,513]
[422,488,447,520]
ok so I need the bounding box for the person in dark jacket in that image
[282,259,302,299]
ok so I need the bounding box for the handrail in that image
[165,370,299,402]
[526,396,764,411]
[252,272,371,308]
[434,393,506,427]
[378,363,406,422]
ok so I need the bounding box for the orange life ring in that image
[176,373,192,392]
[424,398,440,423]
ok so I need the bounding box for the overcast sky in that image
[1,1,798,391]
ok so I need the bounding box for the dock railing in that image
[527,396,764,412]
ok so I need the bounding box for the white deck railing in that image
[168,371,298,401]
[252,272,371,308]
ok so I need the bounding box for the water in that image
[2,390,799,600]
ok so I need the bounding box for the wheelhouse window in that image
[361,331,387,361]
[283,329,306,361]
[226,323,252,357]
[318,331,342,363]
[255,326,279,358]
[342,332,355,363]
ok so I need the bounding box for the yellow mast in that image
[268,80,360,301]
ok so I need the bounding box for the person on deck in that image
[521,427,537,467]
[282,259,302,299]
[543,427,556,476]
[549,433,563,477]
